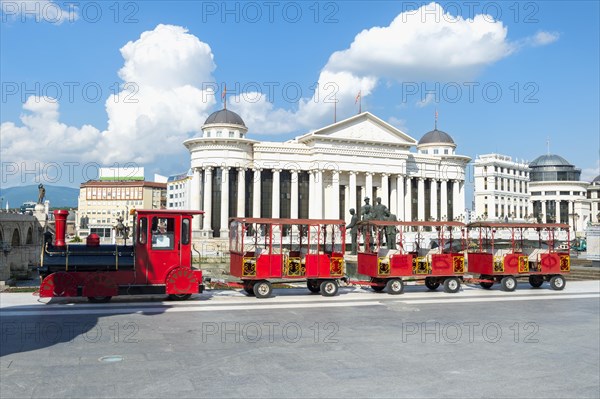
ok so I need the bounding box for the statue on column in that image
[37,184,46,204]
[346,208,359,255]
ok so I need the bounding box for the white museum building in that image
[183,109,471,239]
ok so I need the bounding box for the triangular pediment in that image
[297,112,417,147]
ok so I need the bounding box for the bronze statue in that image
[37,184,46,204]
[346,208,359,255]
[384,210,398,249]
[372,197,388,221]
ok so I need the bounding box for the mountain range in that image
[0,185,79,209]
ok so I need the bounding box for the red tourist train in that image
[38,210,570,302]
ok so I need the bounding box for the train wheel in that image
[443,277,461,294]
[529,275,544,288]
[479,280,494,289]
[386,279,404,295]
[87,296,112,303]
[549,275,566,291]
[253,280,273,299]
[320,280,339,297]
[168,294,192,301]
[372,285,385,292]
[307,280,321,293]
[500,276,517,292]
[243,281,256,296]
[425,277,440,291]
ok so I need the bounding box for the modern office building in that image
[473,153,531,222]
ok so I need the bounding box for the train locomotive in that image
[39,209,204,302]
[38,209,571,302]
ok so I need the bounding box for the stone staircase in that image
[567,266,600,281]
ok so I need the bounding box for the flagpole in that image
[223,83,227,110]
[334,100,337,123]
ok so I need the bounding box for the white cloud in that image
[325,2,513,82]
[0,0,78,24]
[227,2,519,132]
[416,93,436,108]
[118,24,215,89]
[0,96,100,162]
[581,160,600,182]
[530,31,560,47]
[1,24,216,185]
[93,24,217,164]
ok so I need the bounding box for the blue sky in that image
[1,1,599,197]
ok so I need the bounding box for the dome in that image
[418,129,455,145]
[592,175,600,184]
[204,109,246,127]
[529,153,581,182]
[529,154,572,167]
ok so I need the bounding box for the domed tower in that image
[528,153,589,230]
[416,128,456,156]
[184,107,255,238]
[200,108,248,139]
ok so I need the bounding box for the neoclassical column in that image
[290,170,299,220]
[365,172,373,201]
[380,173,389,208]
[440,179,448,221]
[252,168,261,218]
[202,167,213,234]
[237,168,245,217]
[272,169,281,219]
[405,177,412,221]
[220,167,230,235]
[389,177,397,215]
[430,179,438,221]
[541,200,547,223]
[396,175,404,220]
[331,170,340,219]
[555,200,561,224]
[417,178,425,221]
[458,181,465,219]
[308,169,315,219]
[314,169,323,219]
[191,167,202,232]
[349,171,357,214]
[568,200,574,228]
[452,180,460,220]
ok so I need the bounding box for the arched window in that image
[11,229,20,247]
[26,227,33,244]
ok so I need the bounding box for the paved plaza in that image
[1,281,599,398]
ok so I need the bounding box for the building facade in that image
[184,109,471,238]
[473,154,531,222]
[167,171,193,210]
[528,154,591,232]
[473,153,593,233]
[76,180,167,242]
